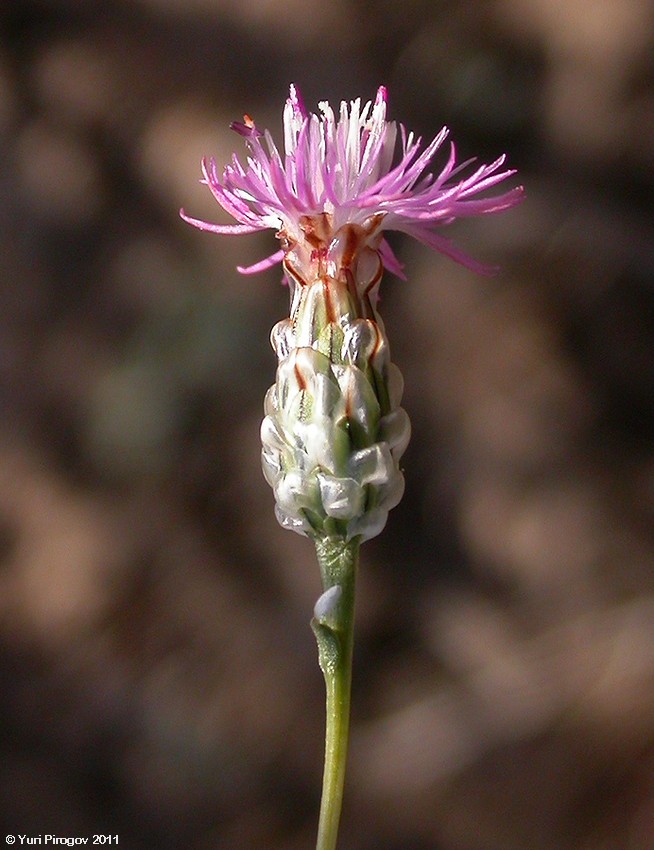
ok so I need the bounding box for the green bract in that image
[261,269,410,542]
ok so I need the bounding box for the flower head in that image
[181,87,524,541]
[181,84,524,279]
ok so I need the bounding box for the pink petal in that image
[237,249,285,275]
[378,238,407,280]
[179,209,263,235]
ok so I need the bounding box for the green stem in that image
[311,537,360,850]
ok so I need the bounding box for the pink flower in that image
[181,84,524,278]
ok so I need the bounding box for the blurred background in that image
[1,0,654,848]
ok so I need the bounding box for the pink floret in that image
[181,85,524,277]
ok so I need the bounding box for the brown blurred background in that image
[1,0,654,848]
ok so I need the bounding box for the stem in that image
[311,537,360,850]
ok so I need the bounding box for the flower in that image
[181,84,524,278]
[181,86,524,542]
